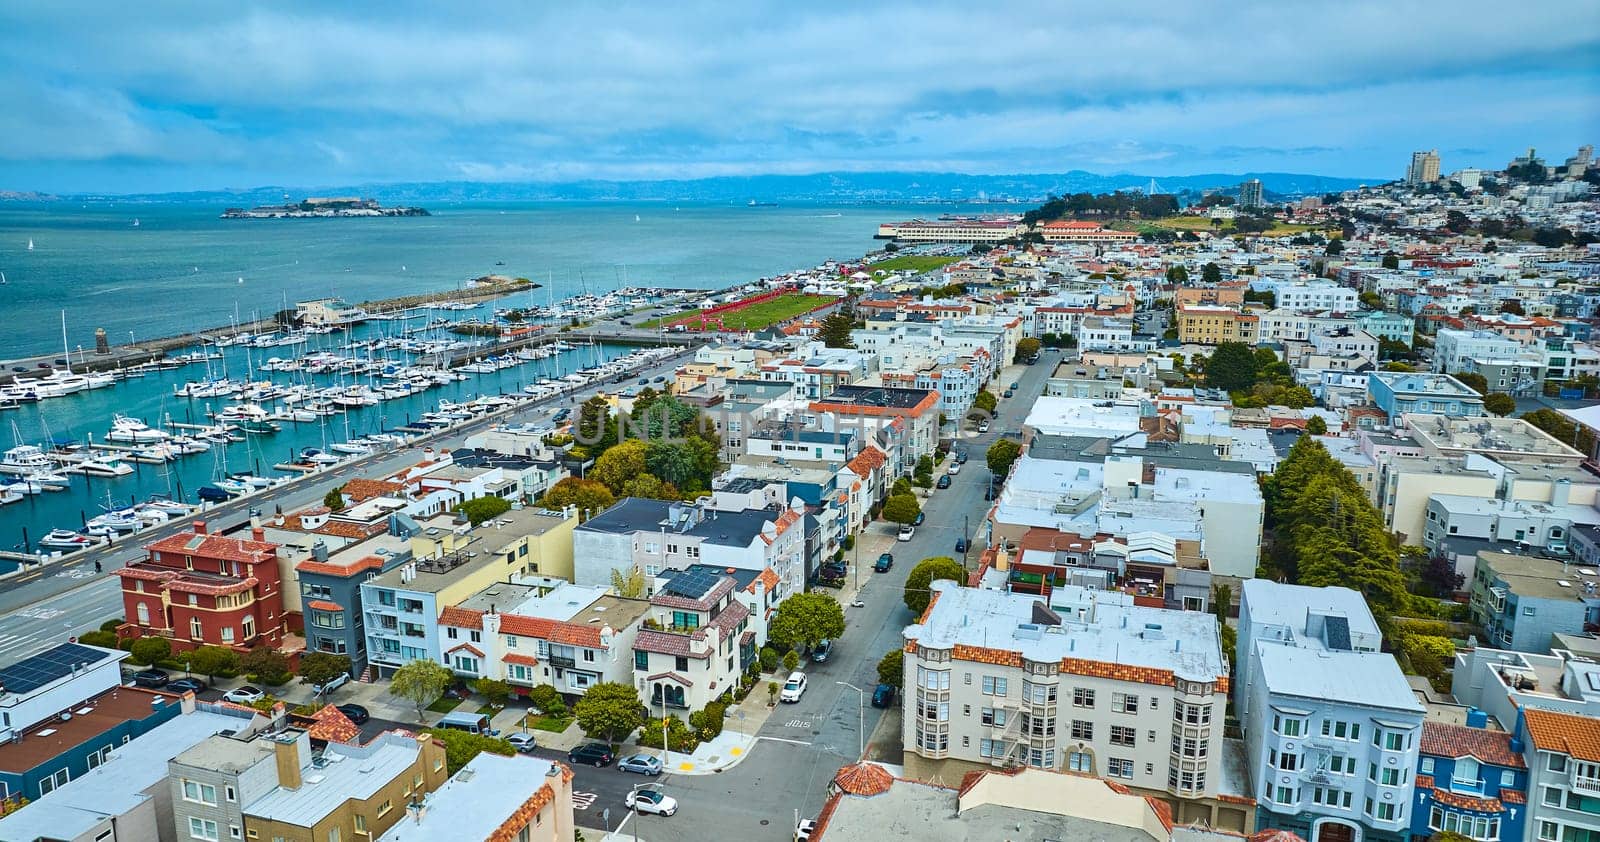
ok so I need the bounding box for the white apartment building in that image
[1521,707,1600,842]
[1433,328,1526,374]
[1236,581,1423,842]
[1265,282,1360,313]
[1079,317,1155,353]
[901,581,1243,831]
[1257,309,1314,343]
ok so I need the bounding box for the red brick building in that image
[117,521,286,653]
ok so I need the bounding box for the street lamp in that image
[836,681,865,759]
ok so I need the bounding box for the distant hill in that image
[34,170,1377,205]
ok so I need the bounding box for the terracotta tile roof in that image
[337,478,406,504]
[1524,707,1600,762]
[1501,788,1526,804]
[1428,784,1506,813]
[439,606,485,630]
[634,629,706,658]
[486,775,561,842]
[306,704,361,745]
[649,576,735,611]
[147,529,277,563]
[446,642,485,658]
[1421,721,1526,768]
[502,653,539,667]
[832,762,893,797]
[746,567,780,595]
[497,613,605,647]
[295,555,387,578]
[306,600,344,612]
[844,446,886,476]
[645,671,694,686]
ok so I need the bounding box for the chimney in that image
[273,735,305,790]
[252,527,266,543]
[193,521,207,535]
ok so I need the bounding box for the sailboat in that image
[132,218,140,228]
[26,239,34,251]
[33,311,89,397]
[1,271,7,285]
[635,214,641,222]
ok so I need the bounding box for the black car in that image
[955,452,968,464]
[936,475,951,489]
[569,742,615,767]
[871,683,897,708]
[131,669,170,688]
[984,487,994,501]
[820,561,847,579]
[874,553,893,573]
[913,512,925,526]
[167,677,206,694]
[955,538,968,553]
[336,704,370,724]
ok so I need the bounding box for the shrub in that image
[528,684,565,715]
[78,630,118,649]
[783,651,799,673]
[128,637,171,666]
[241,647,292,687]
[99,618,123,633]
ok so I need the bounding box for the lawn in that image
[426,695,464,714]
[522,713,574,733]
[867,254,961,274]
[640,292,836,331]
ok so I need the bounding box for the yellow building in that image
[1177,305,1258,346]
[410,506,578,584]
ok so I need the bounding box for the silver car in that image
[618,753,664,776]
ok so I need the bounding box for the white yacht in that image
[38,529,98,550]
[0,444,53,475]
[106,414,169,443]
[74,452,134,477]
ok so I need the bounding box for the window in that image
[917,668,951,690]
[1073,687,1095,708]
[1274,786,1297,805]
[1279,753,1299,771]
[354,815,367,833]
[377,799,393,816]
[446,627,458,639]
[328,829,341,842]
[1543,786,1563,807]
[583,649,595,662]
[981,676,1008,696]
[1372,801,1397,821]
[226,785,236,802]
[189,818,220,842]
[191,617,204,639]
[1070,720,1093,740]
[230,827,241,840]
[137,603,150,624]
[1112,693,1138,714]
[182,780,218,805]
[1539,822,1559,841]
[1068,751,1092,772]
[1452,757,1480,790]
[1501,770,1515,787]
[675,656,689,672]
[241,617,254,639]
[1273,714,1304,737]
[1107,757,1134,778]
[981,708,1008,727]
[1110,725,1136,747]
[1421,757,1435,774]
[635,651,649,670]
[1549,754,1568,773]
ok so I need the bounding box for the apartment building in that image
[273,528,412,678]
[900,581,1243,831]
[633,569,754,715]
[1469,551,1600,653]
[1178,306,1259,345]
[1236,581,1423,842]
[1039,220,1140,244]
[169,727,447,842]
[759,344,873,400]
[118,522,288,654]
[1366,372,1485,422]
[875,218,1023,243]
[1520,708,1600,842]
[360,543,512,679]
[809,385,941,472]
[1079,317,1156,353]
[1451,646,1600,733]
[436,582,649,697]
[1403,414,1587,466]
[375,752,576,842]
[1258,309,1314,343]
[1409,715,1528,842]
[1354,312,1414,345]
[1264,282,1360,313]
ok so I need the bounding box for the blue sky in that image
[2,1,1597,193]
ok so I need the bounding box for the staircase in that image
[358,664,376,684]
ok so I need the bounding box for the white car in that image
[977,420,991,433]
[897,525,915,542]
[947,462,961,475]
[780,671,808,703]
[796,818,818,841]
[222,685,265,704]
[625,787,678,816]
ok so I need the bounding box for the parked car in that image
[568,742,616,767]
[167,677,206,694]
[796,818,818,841]
[947,463,961,475]
[955,451,968,464]
[336,704,370,725]
[984,486,994,501]
[955,538,968,553]
[874,553,893,572]
[897,525,915,542]
[871,683,897,708]
[618,753,664,776]
[819,561,847,580]
[638,379,650,386]
[936,475,951,489]
[1009,382,1019,391]
[507,733,539,753]
[811,640,833,663]
[131,669,170,688]
[222,685,264,704]
[312,672,349,697]
[977,420,990,433]
[780,671,808,703]
[913,512,925,526]
[626,787,678,817]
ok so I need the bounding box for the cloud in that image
[1,1,1597,191]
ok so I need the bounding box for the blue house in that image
[1366,372,1485,422]
[1411,714,1528,842]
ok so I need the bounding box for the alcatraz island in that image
[220,196,429,219]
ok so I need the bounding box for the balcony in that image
[1574,775,1600,795]
[548,654,576,669]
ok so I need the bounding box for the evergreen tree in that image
[818,310,855,348]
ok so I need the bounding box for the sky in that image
[1,1,1597,194]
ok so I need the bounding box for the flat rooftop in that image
[907,581,1225,684]
[1242,579,1382,641]
[820,776,1157,842]
[375,752,560,842]
[247,732,427,827]
[0,687,179,773]
[1024,396,1143,437]
[1404,413,1583,458]
[1256,642,1423,713]
[1479,550,1600,602]
[810,384,934,410]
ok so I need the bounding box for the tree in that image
[528,684,567,716]
[389,659,453,721]
[537,477,615,518]
[972,390,998,413]
[241,646,292,685]
[1325,238,1344,256]
[1455,371,1488,395]
[473,678,514,708]
[1430,832,1473,842]
[128,636,171,666]
[181,645,236,680]
[323,486,345,511]
[298,652,352,691]
[610,566,647,598]
[1165,265,1189,284]
[783,651,800,673]
[1201,262,1222,285]
[457,495,511,526]
[574,395,617,454]
[768,593,847,653]
[591,439,649,494]
[882,494,921,525]
[618,473,680,501]
[904,556,965,615]
[1305,415,1328,435]
[1381,251,1400,269]
[1014,338,1041,363]
[877,649,904,689]
[644,441,702,489]
[1204,342,1259,392]
[1483,392,1516,416]
[987,438,1022,477]
[1522,409,1596,455]
[572,681,645,743]
[891,477,913,498]
[817,310,856,348]
[1420,554,1465,596]
[429,728,515,775]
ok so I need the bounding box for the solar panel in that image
[662,567,719,600]
[1323,616,1352,652]
[0,643,112,695]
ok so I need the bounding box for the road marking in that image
[571,791,598,810]
[784,718,811,728]
[759,736,813,746]
[18,607,63,620]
